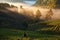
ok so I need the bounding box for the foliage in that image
[0,3,17,10]
[35,0,60,8]
[45,9,54,20]
[0,3,10,7]
[28,19,60,31]
[35,9,42,20]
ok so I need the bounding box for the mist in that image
[0,0,60,20]
[6,4,60,20]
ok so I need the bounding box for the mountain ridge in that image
[35,0,60,8]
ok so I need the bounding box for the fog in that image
[6,3,60,20]
[20,7,60,19]
[1,0,59,20]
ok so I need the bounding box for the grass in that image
[44,20,60,25]
[0,28,60,40]
[0,20,60,40]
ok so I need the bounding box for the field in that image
[0,19,60,40]
[0,1,60,40]
[0,28,60,40]
[0,3,60,40]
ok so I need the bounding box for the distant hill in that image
[35,0,60,8]
[0,10,27,29]
[0,3,32,30]
[0,3,17,10]
[0,3,38,30]
[0,3,60,32]
[28,20,60,31]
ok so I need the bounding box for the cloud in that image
[0,0,36,6]
[8,0,23,2]
[0,0,36,3]
[0,0,24,3]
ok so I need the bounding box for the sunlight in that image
[3,1,60,20]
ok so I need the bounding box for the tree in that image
[20,5,23,9]
[11,5,17,8]
[0,3,10,7]
[35,0,60,8]
[35,9,42,21]
[0,3,10,9]
[45,9,54,20]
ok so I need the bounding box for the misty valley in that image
[0,0,60,40]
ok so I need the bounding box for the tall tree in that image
[45,9,54,20]
[35,9,42,20]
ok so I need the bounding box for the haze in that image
[0,0,60,19]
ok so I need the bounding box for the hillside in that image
[28,20,60,31]
[0,28,60,40]
[35,0,60,8]
[0,3,60,31]
[0,3,32,30]
[0,3,60,40]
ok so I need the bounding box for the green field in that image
[0,28,60,40]
[0,19,60,40]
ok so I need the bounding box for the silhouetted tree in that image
[11,5,17,8]
[35,9,42,21]
[0,3,10,9]
[20,5,23,9]
[45,9,53,20]
[0,3,10,7]
[35,0,60,8]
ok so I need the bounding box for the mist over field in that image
[0,0,60,40]
[0,0,60,19]
[6,4,60,20]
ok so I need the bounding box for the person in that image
[20,32,27,40]
[23,32,27,37]
[17,39,20,40]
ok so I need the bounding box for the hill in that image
[0,3,60,40]
[35,0,60,8]
[28,20,60,31]
[0,28,60,40]
[0,3,32,30]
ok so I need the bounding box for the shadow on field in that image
[0,5,34,30]
[0,35,9,40]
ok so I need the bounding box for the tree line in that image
[35,0,60,8]
[0,3,17,9]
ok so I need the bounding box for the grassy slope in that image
[41,20,60,30]
[28,20,60,32]
[44,20,60,25]
[35,0,60,8]
[0,20,60,40]
[0,28,60,40]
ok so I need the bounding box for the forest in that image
[35,0,60,8]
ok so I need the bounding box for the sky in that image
[0,0,36,6]
[0,0,36,3]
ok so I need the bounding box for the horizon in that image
[0,0,36,7]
